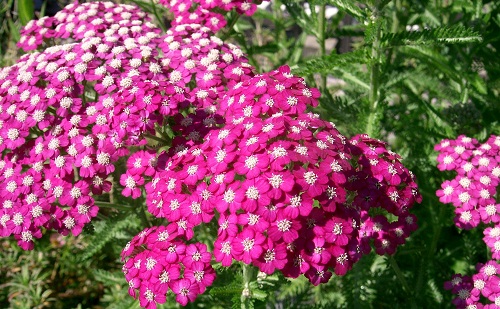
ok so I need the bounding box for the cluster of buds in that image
[437,135,500,308]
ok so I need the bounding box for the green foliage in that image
[78,213,141,261]
[17,0,34,25]
[381,25,482,46]
[311,0,368,20]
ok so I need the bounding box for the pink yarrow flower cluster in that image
[129,66,420,304]
[159,0,266,32]
[5,1,421,307]
[121,224,215,308]
[444,261,500,309]
[435,135,500,229]
[19,1,159,51]
[2,1,255,251]
[436,135,500,308]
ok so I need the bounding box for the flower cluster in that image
[121,224,215,308]
[1,0,255,250]
[159,0,265,32]
[19,1,159,51]
[134,66,420,299]
[444,261,500,309]
[435,135,500,229]
[157,23,254,112]
[437,135,500,308]
[4,1,422,307]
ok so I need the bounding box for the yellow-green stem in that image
[241,263,255,309]
[365,5,382,138]
[150,0,167,33]
[318,4,327,90]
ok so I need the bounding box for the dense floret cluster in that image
[444,261,500,309]
[1,1,421,308]
[436,135,500,229]
[159,0,263,32]
[437,135,500,308]
[1,2,254,250]
[125,66,420,301]
[122,224,216,308]
[19,1,159,51]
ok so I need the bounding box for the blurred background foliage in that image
[1,0,499,308]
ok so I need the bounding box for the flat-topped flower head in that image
[141,67,419,288]
[19,2,159,51]
[436,135,500,229]
[122,224,215,308]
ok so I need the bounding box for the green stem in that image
[318,4,327,91]
[220,12,241,41]
[241,263,255,309]
[94,201,132,211]
[415,204,445,298]
[40,0,47,17]
[365,5,382,138]
[150,0,167,33]
[388,255,414,306]
[139,202,152,228]
[272,0,284,65]
[145,134,169,144]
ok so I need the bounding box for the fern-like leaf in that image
[382,25,482,46]
[93,269,124,285]
[292,48,370,76]
[79,214,141,261]
[209,283,243,297]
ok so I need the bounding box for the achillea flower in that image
[19,2,159,51]
[445,261,500,308]
[140,66,420,287]
[122,224,215,309]
[436,135,500,229]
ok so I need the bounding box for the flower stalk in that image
[318,4,327,91]
[366,4,382,138]
[241,263,255,309]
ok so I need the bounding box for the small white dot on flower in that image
[275,84,285,91]
[268,174,283,189]
[223,189,235,203]
[460,211,472,222]
[454,146,465,154]
[80,156,93,168]
[21,231,33,242]
[443,155,454,164]
[295,145,308,156]
[480,189,490,199]
[221,241,232,254]
[186,165,198,176]
[245,186,260,200]
[276,219,291,232]
[287,96,298,106]
[303,171,318,185]
[63,216,75,229]
[7,128,19,141]
[459,177,471,188]
[484,264,497,276]
[244,155,258,169]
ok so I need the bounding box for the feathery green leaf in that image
[382,25,482,47]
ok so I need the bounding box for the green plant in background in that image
[0,0,499,308]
